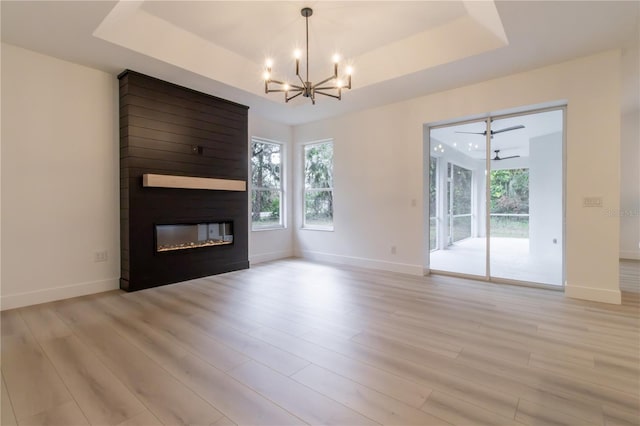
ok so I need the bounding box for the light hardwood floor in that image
[1,259,638,426]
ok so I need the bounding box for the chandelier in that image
[262,7,352,104]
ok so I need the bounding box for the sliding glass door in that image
[429,120,486,277]
[489,110,564,285]
[427,108,564,287]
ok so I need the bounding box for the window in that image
[303,141,333,230]
[251,138,284,230]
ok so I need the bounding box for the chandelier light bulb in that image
[336,79,344,88]
[265,58,273,68]
[283,83,290,91]
[262,70,271,81]
[294,49,302,59]
[332,53,341,63]
[346,66,354,75]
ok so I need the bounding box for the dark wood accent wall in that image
[118,70,249,292]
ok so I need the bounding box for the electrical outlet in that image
[582,196,602,207]
[94,250,108,262]
[391,245,397,255]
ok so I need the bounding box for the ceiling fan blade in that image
[454,131,486,135]
[491,125,525,134]
[497,155,521,160]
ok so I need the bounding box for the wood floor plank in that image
[16,400,89,426]
[19,305,73,342]
[459,346,636,419]
[153,351,306,426]
[1,310,39,349]
[185,312,311,376]
[249,325,432,408]
[529,351,639,396]
[229,360,379,425]
[1,374,17,426]
[39,334,147,425]
[53,300,224,426]
[115,409,163,426]
[1,311,72,420]
[421,391,525,426]
[95,295,248,372]
[351,330,461,361]
[457,348,607,423]
[292,363,450,426]
[211,415,238,426]
[193,277,363,339]
[82,299,306,426]
[300,329,520,419]
[515,398,601,426]
[602,404,640,426]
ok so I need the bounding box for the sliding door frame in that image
[425,105,567,290]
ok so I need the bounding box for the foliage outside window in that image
[490,168,529,238]
[304,141,333,229]
[251,139,283,230]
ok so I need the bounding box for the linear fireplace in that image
[156,222,233,252]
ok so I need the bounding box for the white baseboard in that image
[1,278,120,311]
[620,250,640,260]
[299,250,423,276]
[250,250,295,265]
[565,284,621,304]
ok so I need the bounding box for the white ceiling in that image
[1,1,638,125]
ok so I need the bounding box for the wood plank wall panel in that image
[119,70,249,291]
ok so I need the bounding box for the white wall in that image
[248,113,294,264]
[1,44,119,309]
[294,50,622,304]
[529,132,563,260]
[619,42,640,260]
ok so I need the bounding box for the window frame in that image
[250,137,285,231]
[302,139,334,231]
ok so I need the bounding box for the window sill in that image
[252,226,286,232]
[301,226,334,232]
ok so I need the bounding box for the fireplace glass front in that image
[156,222,233,252]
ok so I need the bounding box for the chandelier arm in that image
[315,90,341,100]
[267,78,286,85]
[313,75,337,88]
[286,91,303,102]
[268,82,304,90]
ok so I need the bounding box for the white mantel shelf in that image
[142,174,246,191]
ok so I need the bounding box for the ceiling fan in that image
[455,125,525,138]
[489,149,520,161]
